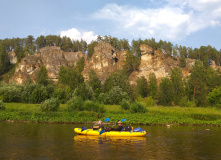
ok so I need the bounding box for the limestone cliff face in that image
[82,42,126,83]
[10,43,220,86]
[10,46,86,84]
[8,51,17,64]
[129,44,194,85]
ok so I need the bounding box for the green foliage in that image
[58,66,84,90]
[53,88,66,103]
[21,83,38,103]
[75,57,85,73]
[67,96,84,111]
[171,68,184,105]
[120,99,130,110]
[123,50,141,74]
[30,85,49,104]
[189,61,208,106]
[136,76,148,98]
[83,100,106,113]
[103,86,129,105]
[207,87,221,108]
[73,82,94,101]
[0,83,23,102]
[130,102,147,113]
[146,96,154,107]
[102,70,132,96]
[88,69,101,91]
[158,77,173,106]
[40,98,60,112]
[148,73,158,99]
[37,65,48,86]
[0,100,5,110]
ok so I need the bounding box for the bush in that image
[0,83,23,102]
[207,87,221,108]
[73,83,94,101]
[67,96,84,111]
[0,100,5,111]
[146,96,154,107]
[40,98,60,112]
[30,85,49,103]
[21,83,38,103]
[81,100,106,113]
[130,102,147,113]
[120,99,130,110]
[103,86,129,105]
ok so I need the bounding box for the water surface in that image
[0,122,220,160]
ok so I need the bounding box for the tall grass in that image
[1,103,221,126]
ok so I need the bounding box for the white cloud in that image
[60,28,97,44]
[93,1,221,42]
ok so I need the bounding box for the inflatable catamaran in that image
[74,118,146,137]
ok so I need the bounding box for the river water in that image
[0,122,220,160]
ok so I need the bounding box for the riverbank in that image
[0,103,221,126]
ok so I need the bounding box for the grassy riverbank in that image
[0,103,221,126]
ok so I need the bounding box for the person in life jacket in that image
[112,121,123,131]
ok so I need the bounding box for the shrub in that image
[67,96,84,111]
[146,96,154,107]
[30,85,49,103]
[73,83,94,101]
[103,86,129,105]
[0,83,23,102]
[130,102,147,113]
[0,100,5,111]
[82,100,106,113]
[120,99,130,110]
[207,87,221,108]
[40,98,60,112]
[21,83,38,103]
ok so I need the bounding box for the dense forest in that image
[0,35,221,109]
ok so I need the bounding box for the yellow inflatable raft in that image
[74,128,146,137]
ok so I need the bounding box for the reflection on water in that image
[0,122,221,160]
[74,135,146,145]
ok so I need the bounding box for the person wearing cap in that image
[112,121,123,131]
[98,120,105,130]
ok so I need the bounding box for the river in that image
[0,122,220,160]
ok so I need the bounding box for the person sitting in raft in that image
[112,121,123,131]
[93,120,104,130]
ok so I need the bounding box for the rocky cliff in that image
[10,43,220,85]
[129,44,195,85]
[82,42,126,83]
[10,46,86,84]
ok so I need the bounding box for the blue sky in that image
[1,0,221,50]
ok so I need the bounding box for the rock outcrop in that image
[10,43,221,86]
[82,42,126,83]
[129,44,195,85]
[8,51,17,64]
[10,46,86,84]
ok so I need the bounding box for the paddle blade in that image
[99,130,105,135]
[104,118,110,122]
[121,119,126,122]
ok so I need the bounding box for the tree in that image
[73,82,94,101]
[189,61,208,106]
[75,57,85,73]
[103,86,129,105]
[171,68,184,105]
[58,66,84,90]
[124,50,140,75]
[136,76,148,98]
[88,69,101,99]
[148,73,158,99]
[87,40,98,58]
[207,87,221,108]
[158,77,173,106]
[37,66,48,86]
[102,70,131,97]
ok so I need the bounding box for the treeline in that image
[0,58,221,108]
[1,35,221,74]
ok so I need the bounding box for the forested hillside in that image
[0,35,221,108]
